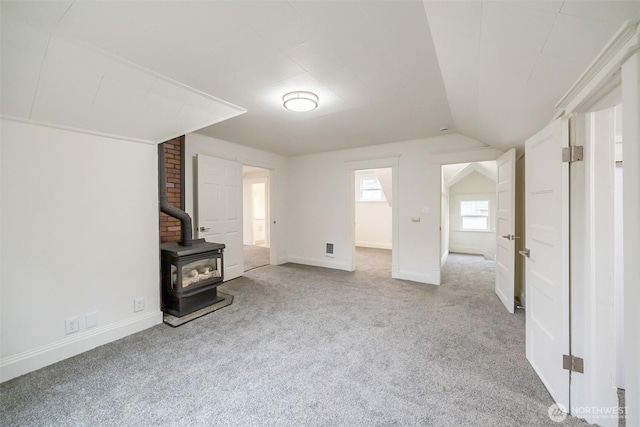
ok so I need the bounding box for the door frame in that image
[251,179,268,246]
[439,161,502,279]
[551,22,639,425]
[243,172,270,247]
[345,157,399,276]
[568,103,620,426]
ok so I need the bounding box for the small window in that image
[461,200,489,230]
[358,176,386,202]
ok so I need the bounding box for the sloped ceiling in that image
[443,161,497,189]
[0,9,246,144]
[1,1,638,155]
[424,0,640,152]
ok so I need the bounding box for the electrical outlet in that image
[134,297,144,312]
[65,317,79,335]
[86,311,98,329]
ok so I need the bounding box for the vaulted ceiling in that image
[2,1,639,156]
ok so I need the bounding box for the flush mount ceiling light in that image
[283,91,319,112]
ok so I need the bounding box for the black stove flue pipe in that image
[158,143,193,246]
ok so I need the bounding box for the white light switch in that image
[411,217,421,222]
[421,207,430,214]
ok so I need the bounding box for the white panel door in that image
[524,119,570,409]
[196,154,243,281]
[495,148,516,313]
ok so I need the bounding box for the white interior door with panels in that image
[196,154,244,281]
[524,118,570,410]
[495,148,516,313]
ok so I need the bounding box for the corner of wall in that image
[441,251,449,267]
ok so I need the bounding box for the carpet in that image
[243,245,270,271]
[0,250,590,426]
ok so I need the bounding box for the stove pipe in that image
[158,143,193,246]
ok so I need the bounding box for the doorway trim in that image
[243,171,270,247]
[345,157,399,277]
[242,165,273,264]
[551,21,639,425]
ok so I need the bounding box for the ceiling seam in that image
[82,74,105,128]
[28,36,51,120]
[526,1,563,84]
[476,1,484,113]
[53,0,76,30]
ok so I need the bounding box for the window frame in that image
[452,194,494,233]
[356,174,386,202]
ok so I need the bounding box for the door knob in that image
[199,226,211,232]
[519,248,531,258]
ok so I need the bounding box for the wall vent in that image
[325,243,335,257]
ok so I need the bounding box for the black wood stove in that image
[158,144,231,324]
[160,239,225,317]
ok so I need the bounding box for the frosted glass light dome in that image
[282,91,319,112]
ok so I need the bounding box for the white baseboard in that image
[394,269,440,285]
[1,311,162,383]
[355,241,392,250]
[450,246,495,261]
[441,251,449,267]
[449,245,481,255]
[283,256,352,272]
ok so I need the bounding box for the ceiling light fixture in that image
[283,91,319,112]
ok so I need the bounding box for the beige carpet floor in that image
[0,249,590,426]
[244,244,270,271]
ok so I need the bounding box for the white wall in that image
[185,133,288,265]
[285,134,500,285]
[440,168,449,266]
[0,119,161,382]
[355,202,392,249]
[448,171,496,260]
[355,169,392,249]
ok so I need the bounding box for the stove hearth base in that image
[163,292,233,327]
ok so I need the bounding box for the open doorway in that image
[579,97,625,416]
[243,165,270,272]
[354,168,392,274]
[441,161,497,263]
[441,158,523,310]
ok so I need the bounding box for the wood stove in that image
[160,239,225,318]
[157,143,231,324]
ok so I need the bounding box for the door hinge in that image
[562,146,583,163]
[563,354,584,373]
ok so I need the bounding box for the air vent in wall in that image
[326,243,335,257]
